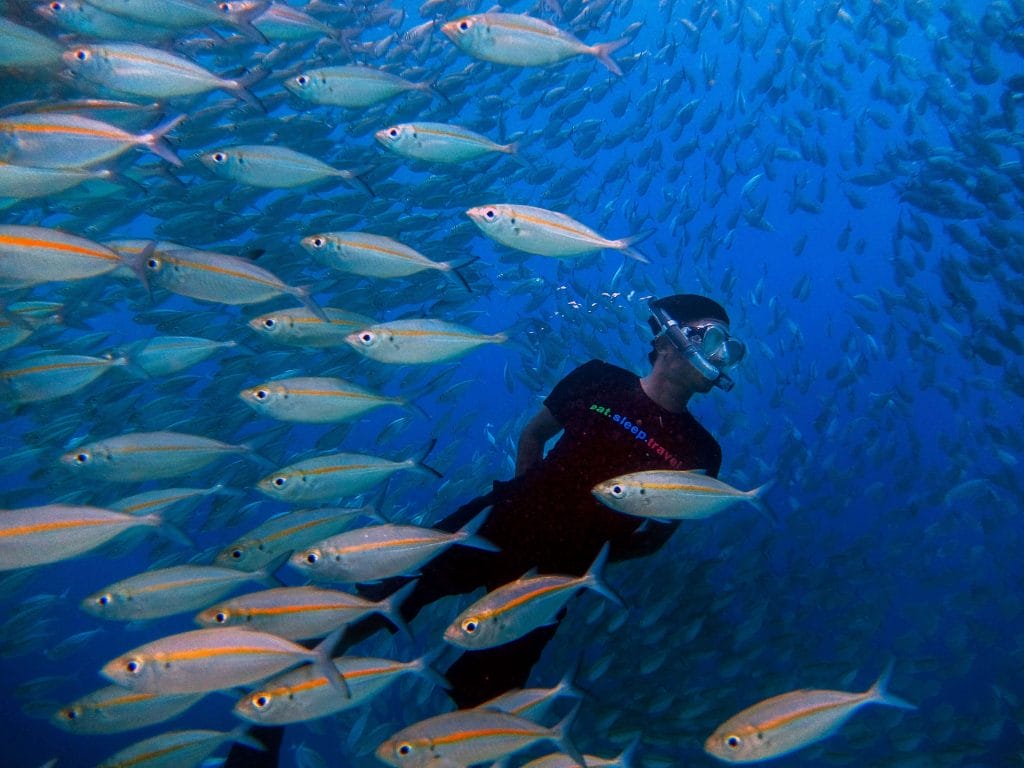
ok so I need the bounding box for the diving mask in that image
[649,305,745,391]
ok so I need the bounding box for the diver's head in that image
[647,294,745,391]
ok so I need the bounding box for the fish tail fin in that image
[745,479,778,525]
[412,647,452,690]
[142,511,192,547]
[616,228,655,263]
[409,437,443,479]
[582,541,625,607]
[868,661,916,710]
[230,67,269,112]
[377,580,415,636]
[455,504,500,552]
[442,254,478,293]
[222,1,272,44]
[141,114,186,167]
[312,627,350,698]
[591,37,630,76]
[337,165,375,196]
[123,240,154,297]
[110,352,150,381]
[550,701,586,767]
[291,284,330,322]
[501,140,519,155]
[490,331,509,344]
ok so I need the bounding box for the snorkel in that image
[648,301,744,391]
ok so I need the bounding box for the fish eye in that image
[63,707,78,720]
[272,476,287,487]
[218,1,232,10]
[397,743,413,756]
[74,49,89,61]
[388,128,399,137]
[211,152,227,163]
[296,75,309,86]
[311,237,324,248]
[125,659,141,674]
[305,551,319,564]
[215,612,228,623]
[146,257,160,270]
[98,594,111,606]
[74,452,90,464]
[230,548,243,559]
[458,20,470,31]
[254,389,269,400]
[726,735,742,749]
[262,318,276,328]
[610,484,624,497]
[461,618,478,634]
[50,1,63,10]
[484,208,496,219]
[253,694,270,709]
[359,332,374,344]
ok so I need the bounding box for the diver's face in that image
[659,339,716,393]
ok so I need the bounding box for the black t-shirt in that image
[477,360,722,583]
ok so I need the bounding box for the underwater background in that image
[1,0,1023,765]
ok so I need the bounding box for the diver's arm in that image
[515,406,563,476]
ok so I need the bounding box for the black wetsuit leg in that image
[223,490,498,768]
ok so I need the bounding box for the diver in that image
[225,293,745,766]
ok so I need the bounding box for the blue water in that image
[2,0,1023,765]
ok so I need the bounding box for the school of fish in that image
[1,0,1022,766]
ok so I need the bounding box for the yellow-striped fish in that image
[143,245,322,316]
[442,13,630,75]
[592,470,772,519]
[62,43,260,106]
[443,543,622,650]
[0,225,131,286]
[0,352,128,403]
[0,112,184,168]
[52,686,205,734]
[235,652,446,725]
[239,376,408,423]
[0,504,172,571]
[705,665,915,763]
[200,145,367,192]
[101,627,348,695]
[290,517,497,583]
[376,705,585,768]
[284,64,434,107]
[247,306,374,348]
[375,122,517,164]
[81,563,271,621]
[257,447,441,503]
[345,318,507,364]
[300,231,467,280]
[194,581,412,639]
[466,204,652,262]
[60,430,258,482]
